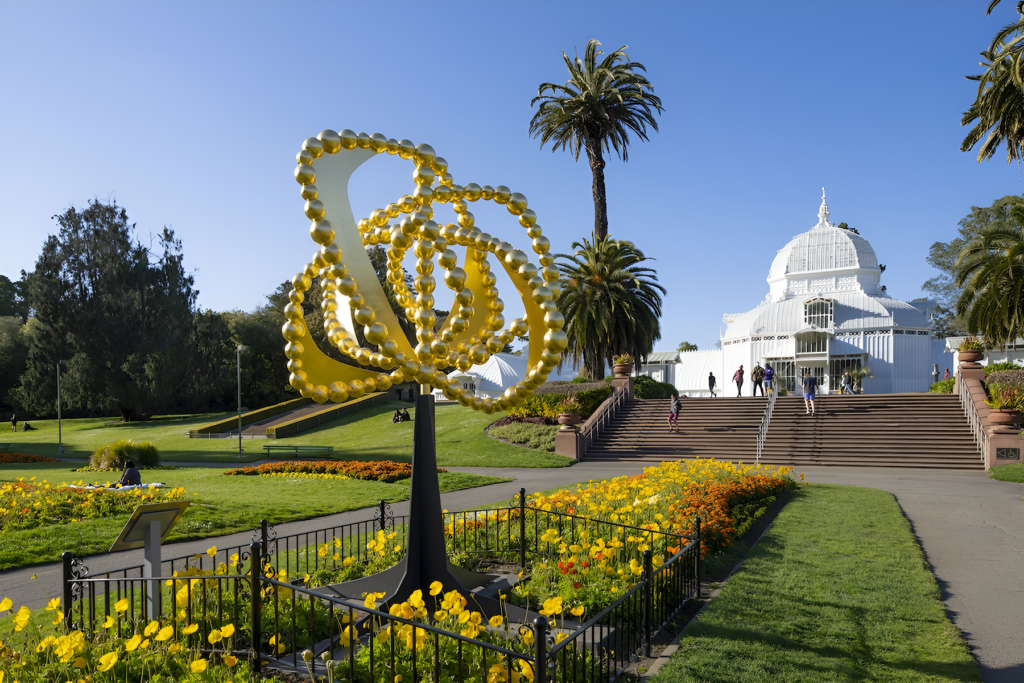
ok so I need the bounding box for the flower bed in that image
[0,478,189,531]
[0,453,60,464]
[222,460,446,483]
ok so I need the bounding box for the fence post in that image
[533,616,548,683]
[519,488,527,570]
[61,551,73,631]
[694,515,702,598]
[643,549,653,658]
[249,540,262,673]
[260,520,269,560]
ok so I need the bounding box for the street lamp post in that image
[237,345,246,457]
[56,360,65,454]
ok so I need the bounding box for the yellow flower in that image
[141,638,150,649]
[144,620,159,636]
[224,654,238,667]
[125,634,142,651]
[395,676,403,683]
[429,580,443,596]
[183,622,199,635]
[13,605,30,631]
[45,597,60,611]
[155,625,174,641]
[168,643,181,653]
[434,609,447,621]
[97,651,118,672]
[364,591,385,610]
[0,597,10,613]
[114,598,130,613]
[206,546,217,558]
[208,629,223,644]
[221,623,235,638]
[489,615,503,628]
[570,605,585,617]
[73,656,88,668]
[554,633,568,644]
[103,615,116,629]
[539,597,563,616]
[191,658,208,673]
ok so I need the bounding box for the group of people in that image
[392,408,411,424]
[9,414,35,432]
[722,364,778,398]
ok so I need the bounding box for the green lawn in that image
[653,484,981,683]
[988,463,1024,482]
[0,461,511,570]
[0,402,573,467]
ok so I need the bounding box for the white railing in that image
[755,388,778,465]
[957,372,988,462]
[578,385,630,459]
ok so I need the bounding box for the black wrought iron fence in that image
[62,491,701,682]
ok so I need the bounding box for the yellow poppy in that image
[125,634,142,651]
[221,623,235,638]
[97,652,118,672]
[114,598,130,613]
[155,625,174,641]
[191,658,208,673]
[144,620,159,636]
[183,623,199,635]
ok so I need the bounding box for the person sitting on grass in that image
[400,408,411,422]
[117,460,142,487]
[393,409,402,424]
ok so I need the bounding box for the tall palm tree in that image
[955,201,1024,343]
[529,40,664,240]
[961,2,1024,163]
[557,236,665,379]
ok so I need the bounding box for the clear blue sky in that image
[1,1,1022,352]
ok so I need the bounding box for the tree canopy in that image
[677,341,698,352]
[529,39,663,241]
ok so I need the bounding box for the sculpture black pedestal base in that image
[314,395,529,619]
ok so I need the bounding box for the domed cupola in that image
[766,189,882,302]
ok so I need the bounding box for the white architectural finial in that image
[817,186,830,227]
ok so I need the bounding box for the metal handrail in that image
[755,388,778,465]
[578,384,629,458]
[957,372,987,462]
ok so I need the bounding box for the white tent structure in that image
[437,353,577,400]
[642,190,953,395]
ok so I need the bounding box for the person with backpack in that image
[764,364,775,395]
[803,370,818,415]
[667,394,681,433]
[708,372,717,397]
[733,365,744,397]
[751,363,765,397]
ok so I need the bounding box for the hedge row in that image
[509,385,611,419]
[634,375,679,399]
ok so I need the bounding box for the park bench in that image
[262,445,334,459]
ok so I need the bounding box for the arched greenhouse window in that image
[804,298,833,329]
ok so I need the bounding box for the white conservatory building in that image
[646,191,952,396]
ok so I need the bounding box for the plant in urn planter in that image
[957,336,986,364]
[556,395,583,430]
[612,353,634,378]
[985,384,1023,425]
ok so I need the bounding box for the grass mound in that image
[652,484,981,682]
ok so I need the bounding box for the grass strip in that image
[988,463,1024,482]
[1,403,573,467]
[652,484,982,683]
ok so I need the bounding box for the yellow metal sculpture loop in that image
[282,129,567,414]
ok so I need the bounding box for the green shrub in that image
[90,439,160,469]
[633,375,678,399]
[987,369,1024,387]
[930,378,955,394]
[570,377,590,384]
[985,361,1021,374]
[488,423,559,452]
[509,385,611,419]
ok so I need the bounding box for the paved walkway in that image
[5,463,1022,682]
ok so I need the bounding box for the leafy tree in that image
[954,203,1024,344]
[677,341,698,352]
[557,236,665,380]
[0,317,29,411]
[923,194,1023,335]
[0,276,28,320]
[529,39,664,241]
[16,201,201,421]
[961,1,1024,163]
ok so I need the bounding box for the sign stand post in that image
[109,500,191,622]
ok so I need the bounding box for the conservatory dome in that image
[766,189,882,302]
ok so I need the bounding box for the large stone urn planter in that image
[958,350,983,363]
[613,363,632,379]
[989,409,1021,426]
[557,412,582,431]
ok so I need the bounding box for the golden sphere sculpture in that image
[282,129,566,411]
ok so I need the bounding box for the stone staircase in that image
[583,394,984,469]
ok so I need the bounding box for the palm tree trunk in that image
[587,143,609,241]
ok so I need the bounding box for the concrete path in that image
[6,462,1022,682]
